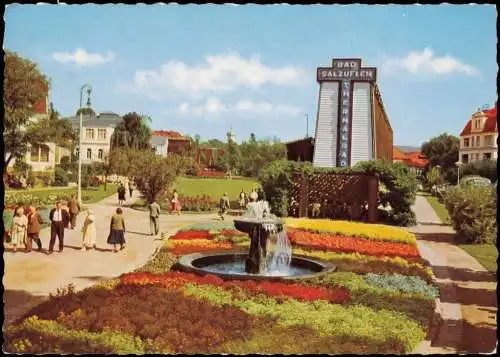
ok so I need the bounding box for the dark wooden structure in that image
[285,137,314,162]
[290,171,379,223]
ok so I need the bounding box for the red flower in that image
[287,229,420,259]
[170,230,212,240]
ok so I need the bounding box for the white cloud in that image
[120,53,305,99]
[52,48,115,67]
[178,97,301,117]
[382,47,479,76]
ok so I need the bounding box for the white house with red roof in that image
[459,103,497,164]
[151,130,191,157]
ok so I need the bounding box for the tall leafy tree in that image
[4,50,50,167]
[421,133,459,183]
[111,112,153,150]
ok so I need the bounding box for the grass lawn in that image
[425,195,450,224]
[458,244,498,273]
[173,177,259,199]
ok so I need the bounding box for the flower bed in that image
[285,218,417,244]
[288,228,420,258]
[5,218,437,354]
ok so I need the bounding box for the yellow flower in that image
[284,218,416,245]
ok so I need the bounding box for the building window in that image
[87,148,92,159]
[85,128,94,140]
[98,149,103,159]
[75,148,79,159]
[462,154,468,164]
[30,146,40,162]
[98,129,106,140]
[475,136,480,147]
[40,145,49,162]
[475,153,480,161]
[484,153,492,160]
[484,135,493,146]
[463,138,470,148]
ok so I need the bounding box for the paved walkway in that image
[410,195,497,354]
[3,191,221,327]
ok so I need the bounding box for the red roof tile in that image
[153,130,184,138]
[393,147,429,168]
[392,147,406,160]
[33,96,47,115]
[460,105,497,136]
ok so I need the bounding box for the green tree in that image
[75,107,96,117]
[111,112,153,150]
[424,167,444,192]
[421,133,459,183]
[27,103,76,149]
[4,50,50,167]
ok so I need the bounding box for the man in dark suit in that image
[48,201,70,254]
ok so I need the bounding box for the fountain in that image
[174,192,335,280]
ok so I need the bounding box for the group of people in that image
[8,194,128,254]
[218,187,266,220]
[117,180,135,206]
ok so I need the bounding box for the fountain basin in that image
[173,251,336,281]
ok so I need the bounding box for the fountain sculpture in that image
[174,191,335,280]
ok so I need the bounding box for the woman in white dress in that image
[82,209,97,250]
[11,206,28,252]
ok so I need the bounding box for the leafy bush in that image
[444,185,497,244]
[3,208,14,231]
[54,167,69,187]
[461,159,497,183]
[259,159,418,226]
[354,160,418,226]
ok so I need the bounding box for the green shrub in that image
[444,185,497,244]
[3,208,14,231]
[461,159,497,183]
[54,167,69,187]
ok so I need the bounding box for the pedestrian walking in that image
[219,192,231,220]
[128,179,134,199]
[148,200,161,236]
[48,201,70,254]
[11,206,28,252]
[68,194,81,230]
[238,189,247,209]
[171,190,181,215]
[82,209,97,251]
[26,206,43,252]
[118,184,126,206]
[107,207,126,252]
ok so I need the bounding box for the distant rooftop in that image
[64,111,122,128]
[395,145,421,153]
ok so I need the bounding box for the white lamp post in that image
[77,84,92,205]
[455,161,463,185]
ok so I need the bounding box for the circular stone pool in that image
[173,251,336,281]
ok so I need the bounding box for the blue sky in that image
[5,4,497,146]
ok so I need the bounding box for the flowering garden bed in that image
[4,219,439,354]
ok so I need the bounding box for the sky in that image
[4,4,497,146]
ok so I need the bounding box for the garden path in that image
[3,191,222,327]
[410,195,497,354]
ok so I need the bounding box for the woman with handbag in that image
[107,207,126,252]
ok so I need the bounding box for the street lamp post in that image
[77,84,92,205]
[455,161,463,185]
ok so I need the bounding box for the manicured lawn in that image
[425,195,450,224]
[5,219,438,354]
[173,177,258,200]
[457,244,498,273]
